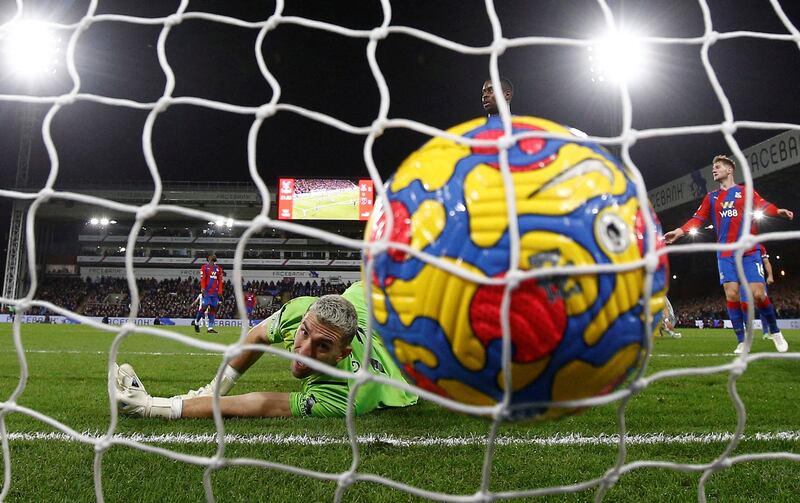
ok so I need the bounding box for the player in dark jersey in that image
[115,282,418,419]
[664,155,793,354]
[481,76,513,116]
[193,253,223,334]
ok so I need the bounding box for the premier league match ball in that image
[364,116,669,420]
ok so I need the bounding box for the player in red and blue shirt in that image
[194,253,224,334]
[664,155,793,354]
[244,290,257,325]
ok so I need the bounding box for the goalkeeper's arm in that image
[181,392,292,418]
[177,309,282,398]
[116,363,292,418]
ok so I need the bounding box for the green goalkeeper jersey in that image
[264,281,418,418]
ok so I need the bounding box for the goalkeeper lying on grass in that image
[115,282,417,419]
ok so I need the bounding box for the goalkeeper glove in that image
[115,363,182,420]
[173,364,241,399]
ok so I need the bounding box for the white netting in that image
[1,0,799,501]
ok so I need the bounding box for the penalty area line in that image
[4,431,800,447]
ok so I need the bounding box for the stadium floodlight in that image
[207,221,214,225]
[225,218,233,228]
[688,228,698,236]
[705,225,714,229]
[753,209,764,220]
[672,274,677,280]
[99,217,109,226]
[109,219,117,224]
[214,219,224,226]
[588,29,646,85]
[89,217,99,225]
[119,247,126,253]
[776,255,780,260]
[3,20,61,80]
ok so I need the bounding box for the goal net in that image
[1,1,799,501]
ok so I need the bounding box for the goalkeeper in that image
[116,281,418,419]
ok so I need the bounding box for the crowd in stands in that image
[672,281,800,327]
[150,248,190,257]
[27,275,351,320]
[21,275,800,328]
[31,277,87,314]
[294,179,355,194]
[79,246,354,261]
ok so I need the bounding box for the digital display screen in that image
[277,178,374,221]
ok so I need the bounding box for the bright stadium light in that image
[225,218,233,228]
[588,29,646,85]
[753,209,764,220]
[672,274,677,280]
[89,217,99,225]
[3,20,61,80]
[99,217,109,226]
[109,219,117,224]
[214,219,224,226]
[688,228,698,236]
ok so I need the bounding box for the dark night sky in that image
[1,0,799,191]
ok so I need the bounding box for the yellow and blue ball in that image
[364,116,668,420]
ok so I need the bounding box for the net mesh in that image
[1,1,799,501]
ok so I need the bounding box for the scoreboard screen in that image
[277,178,374,221]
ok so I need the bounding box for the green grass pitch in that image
[292,189,360,220]
[1,325,798,502]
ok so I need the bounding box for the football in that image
[364,115,669,420]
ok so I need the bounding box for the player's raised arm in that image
[664,228,685,245]
[753,189,793,221]
[666,192,712,244]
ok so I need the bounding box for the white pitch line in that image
[3,431,800,447]
[0,349,222,357]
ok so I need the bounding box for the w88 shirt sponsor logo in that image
[719,200,738,218]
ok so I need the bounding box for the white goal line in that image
[6,431,800,447]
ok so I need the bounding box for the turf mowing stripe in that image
[5,431,800,446]
[1,350,741,358]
